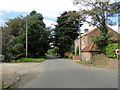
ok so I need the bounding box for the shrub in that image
[106,43,120,58]
[76,46,79,56]
[64,52,69,58]
[0,55,4,62]
[70,55,73,59]
[47,46,59,56]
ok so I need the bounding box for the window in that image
[83,37,85,44]
[76,40,78,46]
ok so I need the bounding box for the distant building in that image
[74,26,120,61]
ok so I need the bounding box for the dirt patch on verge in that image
[1,63,42,88]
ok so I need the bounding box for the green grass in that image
[17,58,45,63]
[0,84,4,88]
[91,54,108,66]
[76,60,91,66]
[0,85,2,88]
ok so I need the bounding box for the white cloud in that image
[0,0,78,27]
[81,23,96,33]
[81,23,119,34]
[0,13,3,16]
[43,19,57,27]
[0,0,78,18]
[109,25,119,34]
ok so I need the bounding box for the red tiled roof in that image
[82,43,100,52]
[82,44,92,52]
[81,27,97,37]
[75,26,120,41]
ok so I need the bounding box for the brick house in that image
[74,26,120,61]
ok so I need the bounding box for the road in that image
[17,55,118,88]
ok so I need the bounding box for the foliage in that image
[26,11,50,57]
[47,46,59,56]
[76,46,79,56]
[70,44,75,54]
[53,46,59,55]
[70,55,73,59]
[0,55,4,62]
[106,43,120,58]
[73,1,119,28]
[2,17,24,61]
[54,11,79,57]
[91,32,114,53]
[2,10,50,62]
[17,58,45,63]
[73,1,119,53]
[64,52,73,59]
[64,52,69,58]
[108,39,120,44]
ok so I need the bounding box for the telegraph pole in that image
[26,19,28,58]
[78,19,82,61]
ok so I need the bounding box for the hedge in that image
[106,43,120,58]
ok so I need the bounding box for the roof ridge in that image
[81,27,97,37]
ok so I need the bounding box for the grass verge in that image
[76,60,91,66]
[16,58,45,63]
[76,54,108,67]
[0,84,4,88]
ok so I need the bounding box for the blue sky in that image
[0,0,119,33]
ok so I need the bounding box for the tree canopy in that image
[2,10,50,62]
[54,11,79,56]
[72,0,120,53]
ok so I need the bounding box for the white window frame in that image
[76,40,78,46]
[83,36,85,44]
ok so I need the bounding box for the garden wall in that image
[82,52,90,61]
[73,52,90,61]
[73,56,81,60]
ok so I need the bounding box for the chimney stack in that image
[84,28,88,33]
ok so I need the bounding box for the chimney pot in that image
[84,28,88,33]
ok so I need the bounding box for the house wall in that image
[74,27,120,55]
[108,28,120,40]
[73,52,92,61]
[82,52,90,61]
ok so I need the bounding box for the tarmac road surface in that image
[17,55,118,88]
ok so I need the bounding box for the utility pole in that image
[26,19,28,58]
[78,19,82,61]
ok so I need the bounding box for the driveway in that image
[16,55,118,88]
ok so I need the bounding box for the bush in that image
[76,47,79,56]
[0,55,4,62]
[64,52,69,58]
[106,43,120,58]
[47,46,59,56]
[70,55,73,59]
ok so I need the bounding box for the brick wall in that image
[82,52,90,61]
[73,55,81,60]
[73,52,90,61]
[74,27,120,55]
